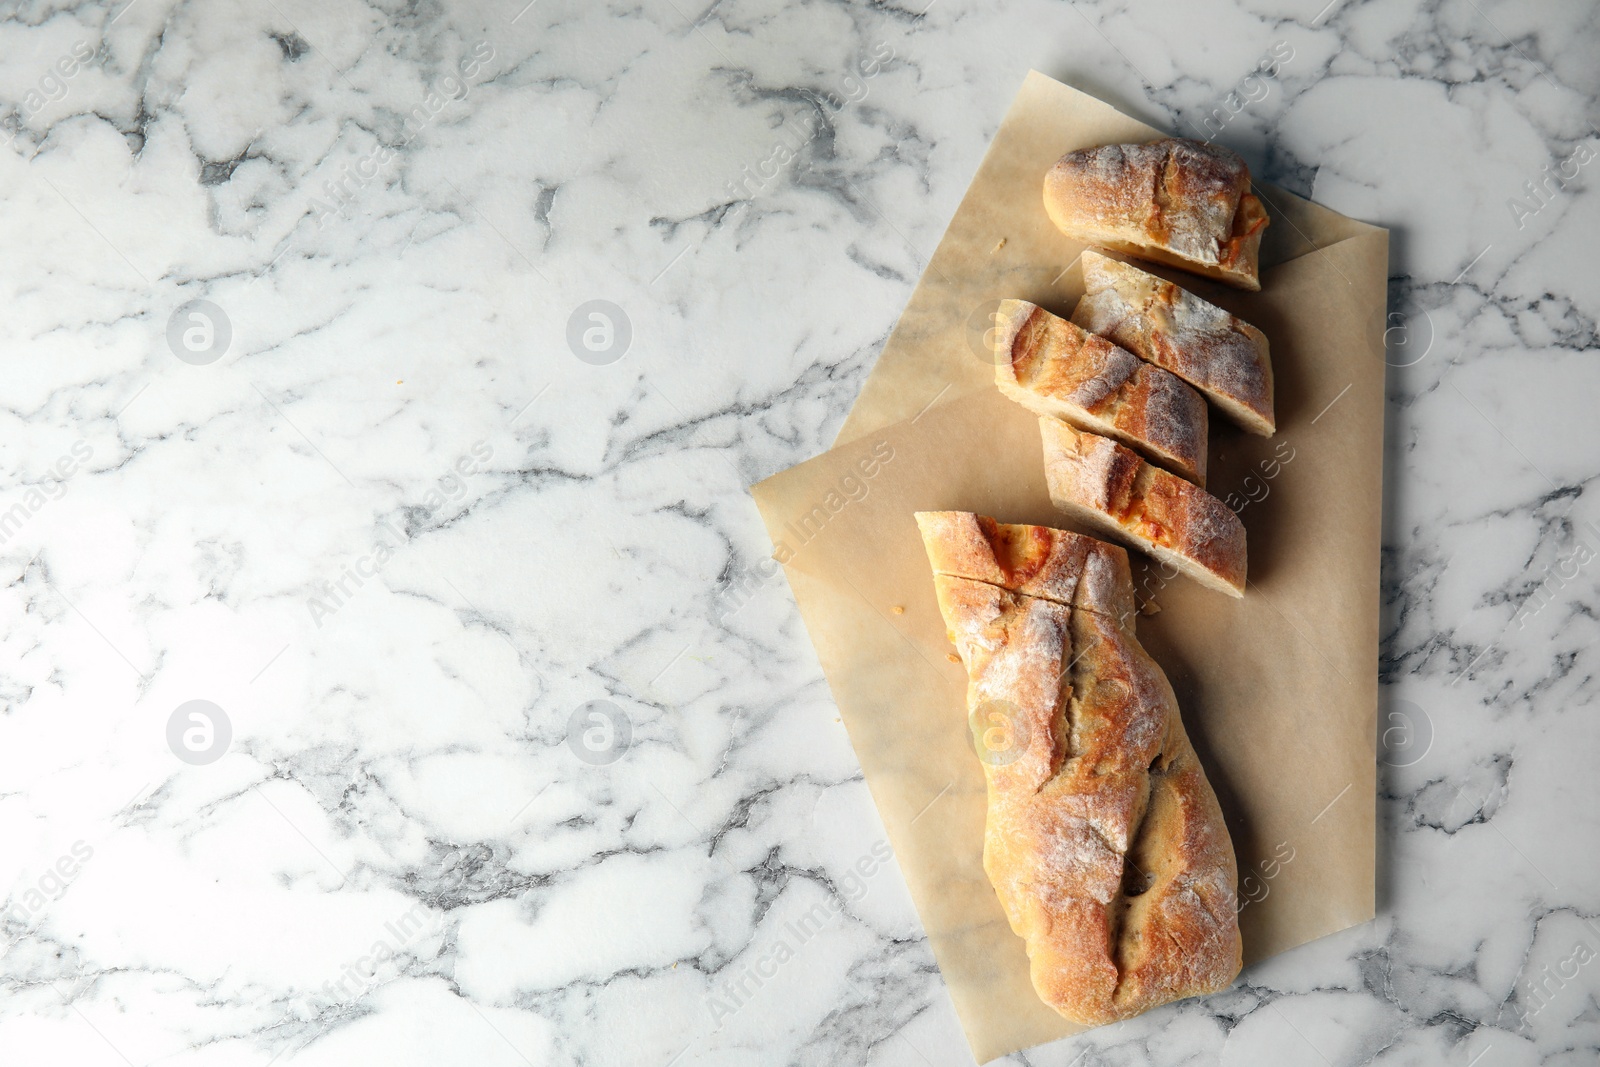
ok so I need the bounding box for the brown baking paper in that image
[750,72,1388,1063]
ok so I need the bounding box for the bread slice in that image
[917,511,1243,1025]
[1038,418,1246,597]
[993,300,1209,485]
[1044,138,1268,291]
[1073,251,1275,436]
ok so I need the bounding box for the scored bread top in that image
[1044,138,1268,290]
[914,510,1136,624]
[993,299,1209,484]
[1073,251,1275,436]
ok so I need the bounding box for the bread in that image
[1044,139,1269,291]
[1038,419,1246,597]
[1073,252,1275,436]
[993,299,1209,485]
[915,511,1243,1025]
[915,509,1136,623]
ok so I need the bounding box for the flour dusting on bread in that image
[917,511,1243,1025]
[1044,138,1269,290]
[1073,251,1275,435]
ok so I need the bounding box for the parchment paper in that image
[750,72,1388,1063]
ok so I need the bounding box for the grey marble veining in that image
[0,0,1596,1064]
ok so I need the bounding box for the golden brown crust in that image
[917,510,1088,608]
[918,513,1242,1025]
[915,511,1136,624]
[1038,419,1247,598]
[993,300,1209,485]
[1072,252,1275,436]
[1044,139,1268,291]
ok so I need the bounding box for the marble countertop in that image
[1,0,1596,1064]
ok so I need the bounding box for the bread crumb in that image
[891,605,905,615]
[993,238,1007,254]
[946,652,961,664]
[1139,599,1161,616]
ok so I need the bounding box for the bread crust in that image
[1073,251,1274,436]
[1044,139,1268,291]
[915,510,1136,623]
[1038,418,1247,597]
[993,300,1209,485]
[917,512,1243,1025]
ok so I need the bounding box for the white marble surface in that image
[0,0,1596,1064]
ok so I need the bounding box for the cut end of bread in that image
[1082,236,1262,292]
[1205,386,1276,438]
[990,299,1039,369]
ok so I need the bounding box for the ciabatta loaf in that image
[993,299,1209,486]
[1044,139,1268,291]
[1073,252,1274,436]
[916,511,1243,1025]
[1038,419,1246,597]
